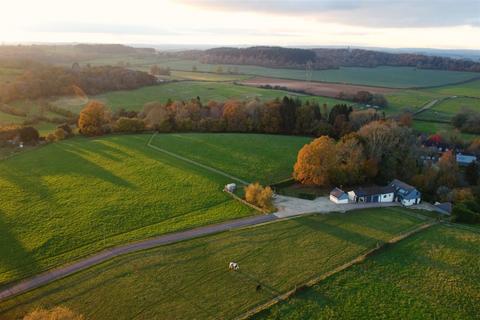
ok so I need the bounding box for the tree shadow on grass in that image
[0,212,39,288]
[293,215,379,247]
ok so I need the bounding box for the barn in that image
[390,179,421,206]
[329,188,349,204]
[348,186,395,203]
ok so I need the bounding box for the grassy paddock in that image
[150,133,311,184]
[0,208,425,319]
[254,224,480,320]
[0,134,261,286]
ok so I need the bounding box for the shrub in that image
[244,182,274,211]
[46,133,56,143]
[19,126,40,145]
[54,128,66,141]
[78,101,110,136]
[114,117,145,133]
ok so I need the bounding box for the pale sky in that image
[1,0,479,49]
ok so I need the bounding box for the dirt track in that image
[240,77,398,98]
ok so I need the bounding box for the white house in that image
[348,186,395,203]
[329,187,349,204]
[456,153,477,166]
[390,179,421,206]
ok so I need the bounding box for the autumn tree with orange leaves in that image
[293,136,336,186]
[78,101,110,136]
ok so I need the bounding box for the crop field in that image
[50,81,347,113]
[0,208,427,320]
[171,71,252,82]
[255,224,480,320]
[240,76,397,99]
[0,111,24,126]
[146,58,479,88]
[0,133,268,286]
[150,133,311,184]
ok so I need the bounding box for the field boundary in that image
[234,220,438,320]
[147,132,249,185]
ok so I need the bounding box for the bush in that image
[54,128,66,141]
[114,117,145,133]
[19,126,40,145]
[452,202,480,224]
[46,133,56,142]
[244,182,274,211]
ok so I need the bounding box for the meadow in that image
[144,58,479,88]
[1,133,282,286]
[150,133,311,184]
[50,81,347,113]
[0,208,426,320]
[255,224,480,320]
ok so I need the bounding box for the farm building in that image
[390,179,421,206]
[329,188,349,204]
[456,153,477,166]
[348,186,394,203]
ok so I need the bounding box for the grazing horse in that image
[229,262,239,271]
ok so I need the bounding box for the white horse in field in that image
[229,262,239,271]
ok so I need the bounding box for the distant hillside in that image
[176,46,480,73]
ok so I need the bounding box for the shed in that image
[224,183,236,193]
[329,187,349,204]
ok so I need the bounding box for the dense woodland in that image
[179,46,480,72]
[0,65,156,102]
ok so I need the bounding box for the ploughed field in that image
[254,224,480,320]
[0,133,308,286]
[0,208,426,320]
[240,76,397,98]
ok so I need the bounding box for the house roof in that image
[390,179,415,192]
[391,179,421,199]
[456,153,477,164]
[330,187,348,199]
[352,185,395,197]
[435,202,452,214]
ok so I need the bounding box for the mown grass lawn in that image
[427,79,480,98]
[0,134,260,286]
[150,133,311,184]
[255,224,480,320]
[0,208,426,320]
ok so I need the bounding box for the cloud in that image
[178,0,480,28]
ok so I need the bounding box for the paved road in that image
[0,214,276,301]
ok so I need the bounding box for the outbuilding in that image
[348,186,395,203]
[224,183,236,193]
[390,179,421,206]
[456,153,477,166]
[329,187,349,204]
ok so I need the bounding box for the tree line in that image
[175,46,480,72]
[0,65,156,103]
[77,96,385,140]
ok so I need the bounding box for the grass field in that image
[414,97,480,123]
[384,90,440,115]
[411,120,479,141]
[0,208,426,320]
[255,224,480,320]
[51,81,348,113]
[171,70,251,82]
[0,67,22,85]
[150,133,311,184]
[1,133,275,286]
[143,59,479,88]
[0,111,25,126]
[428,79,480,98]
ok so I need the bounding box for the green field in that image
[255,224,480,320]
[428,79,480,98]
[414,97,480,123]
[0,208,426,320]
[150,133,311,184]
[0,111,24,126]
[141,59,479,88]
[51,81,347,113]
[1,133,281,286]
[0,67,22,85]
[384,90,440,115]
[171,70,251,82]
[412,120,479,141]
